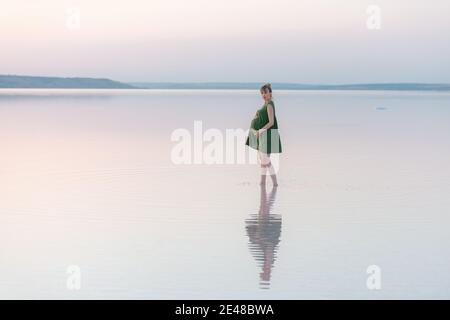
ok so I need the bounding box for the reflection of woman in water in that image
[245,83,282,186]
[245,184,281,289]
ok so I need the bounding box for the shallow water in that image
[1,89,450,299]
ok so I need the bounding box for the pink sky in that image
[1,0,450,83]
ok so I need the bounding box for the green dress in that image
[245,100,282,154]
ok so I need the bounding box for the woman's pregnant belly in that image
[251,111,263,130]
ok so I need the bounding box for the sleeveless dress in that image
[245,100,282,154]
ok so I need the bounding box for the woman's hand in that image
[256,129,265,137]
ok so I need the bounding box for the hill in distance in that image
[0,74,135,89]
[1,75,449,91]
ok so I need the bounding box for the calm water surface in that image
[1,89,450,299]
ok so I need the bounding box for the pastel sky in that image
[1,0,450,83]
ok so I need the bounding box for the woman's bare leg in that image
[258,151,267,186]
[270,172,278,187]
[259,151,278,187]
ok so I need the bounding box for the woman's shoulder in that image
[266,100,275,107]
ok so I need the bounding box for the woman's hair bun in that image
[260,83,272,93]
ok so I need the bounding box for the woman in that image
[245,83,282,186]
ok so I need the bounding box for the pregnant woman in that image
[245,83,282,186]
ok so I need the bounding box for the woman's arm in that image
[257,103,275,136]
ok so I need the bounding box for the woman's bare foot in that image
[259,175,267,186]
[270,174,278,187]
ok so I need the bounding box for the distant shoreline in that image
[130,82,450,91]
[1,75,450,91]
